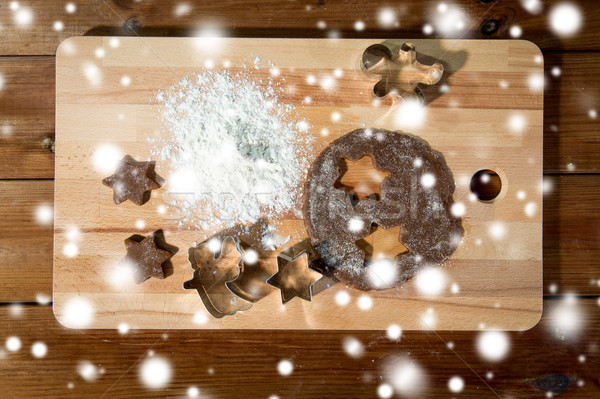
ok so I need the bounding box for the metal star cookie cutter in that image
[183,236,253,318]
[266,240,336,304]
[361,41,444,102]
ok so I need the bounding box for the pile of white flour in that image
[153,68,311,231]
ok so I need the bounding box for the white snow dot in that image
[528,74,544,92]
[157,205,167,214]
[549,3,582,36]
[416,268,446,296]
[358,295,373,310]
[510,25,522,38]
[333,68,343,78]
[174,3,192,16]
[193,311,209,325]
[477,331,510,362]
[14,7,33,27]
[499,80,509,89]
[367,258,398,289]
[94,47,105,58]
[413,158,423,168]
[509,113,527,134]
[118,323,130,335]
[335,291,351,306]
[139,356,172,389]
[135,219,145,229]
[354,21,365,31]
[62,296,95,328]
[109,37,120,48]
[6,336,21,352]
[63,242,78,258]
[548,283,558,294]
[451,202,465,217]
[522,0,543,14]
[378,8,396,28]
[348,218,364,233]
[92,143,123,174]
[447,341,455,349]
[187,386,200,397]
[36,293,51,305]
[438,3,448,13]
[120,76,131,86]
[31,341,47,358]
[486,371,494,379]
[448,376,464,393]
[551,66,562,77]
[423,24,434,35]
[386,324,402,340]
[489,222,506,240]
[525,202,536,217]
[589,109,597,119]
[420,173,436,188]
[387,358,425,396]
[9,1,19,11]
[206,238,221,254]
[316,20,326,29]
[331,111,342,122]
[517,190,526,200]
[66,3,76,14]
[342,336,364,358]
[450,283,460,294]
[306,74,316,85]
[53,20,64,31]
[378,383,394,398]
[35,204,54,225]
[578,354,586,363]
[395,98,426,129]
[244,249,259,265]
[277,359,293,376]
[77,361,99,382]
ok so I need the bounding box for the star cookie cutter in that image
[361,41,444,102]
[183,236,253,318]
[266,240,336,304]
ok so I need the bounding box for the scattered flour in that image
[153,67,312,232]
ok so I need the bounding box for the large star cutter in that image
[183,236,253,318]
[266,246,325,304]
[361,42,443,102]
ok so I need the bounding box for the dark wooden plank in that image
[0,180,53,301]
[0,174,598,301]
[0,300,597,398]
[543,52,600,173]
[1,1,600,55]
[0,57,55,179]
[0,51,598,178]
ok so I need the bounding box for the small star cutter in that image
[266,243,328,304]
[361,41,444,102]
[183,236,253,318]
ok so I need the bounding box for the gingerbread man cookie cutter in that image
[361,41,444,102]
[183,236,253,318]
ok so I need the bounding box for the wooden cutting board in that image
[54,37,543,330]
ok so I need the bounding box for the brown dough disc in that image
[303,128,463,291]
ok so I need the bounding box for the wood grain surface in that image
[53,37,543,330]
[0,0,598,397]
[4,52,600,178]
[0,300,598,398]
[1,1,600,55]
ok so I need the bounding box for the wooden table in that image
[0,1,598,397]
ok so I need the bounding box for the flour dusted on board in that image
[153,68,312,231]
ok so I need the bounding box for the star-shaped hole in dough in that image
[356,224,409,264]
[334,155,390,203]
[267,251,323,304]
[362,42,443,101]
[122,232,174,284]
[183,236,253,318]
[102,155,161,205]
